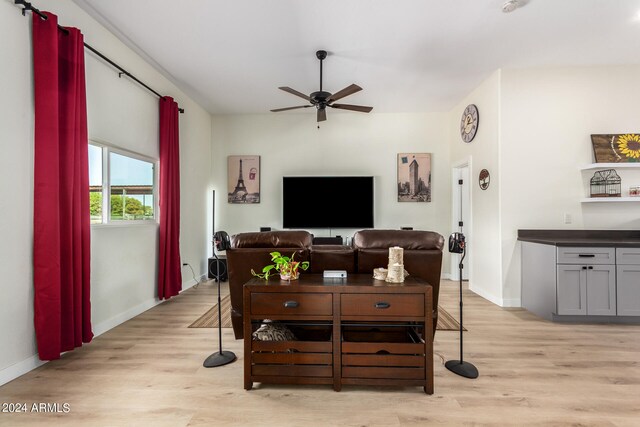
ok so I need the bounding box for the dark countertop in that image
[518,230,640,247]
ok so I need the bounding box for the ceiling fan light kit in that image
[271,49,373,123]
[502,0,527,13]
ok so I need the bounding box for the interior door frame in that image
[451,157,472,282]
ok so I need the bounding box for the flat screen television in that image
[283,176,374,228]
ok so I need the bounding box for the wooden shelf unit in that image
[243,274,434,394]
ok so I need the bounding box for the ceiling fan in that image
[270,50,373,123]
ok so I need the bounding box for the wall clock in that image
[479,169,490,190]
[460,104,479,143]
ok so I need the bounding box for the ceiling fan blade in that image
[328,84,362,103]
[317,108,327,122]
[271,105,312,112]
[330,103,373,113]
[278,86,310,101]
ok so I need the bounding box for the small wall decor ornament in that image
[479,169,490,190]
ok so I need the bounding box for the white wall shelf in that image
[581,197,640,203]
[581,163,640,170]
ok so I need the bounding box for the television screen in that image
[283,176,374,228]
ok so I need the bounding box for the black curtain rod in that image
[14,0,185,114]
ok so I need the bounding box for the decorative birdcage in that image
[590,169,621,197]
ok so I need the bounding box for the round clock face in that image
[479,169,490,190]
[460,104,479,143]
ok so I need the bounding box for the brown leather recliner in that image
[353,229,445,331]
[226,231,312,339]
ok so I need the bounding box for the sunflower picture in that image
[617,134,640,159]
[591,134,640,163]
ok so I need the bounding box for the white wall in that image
[0,0,211,384]
[211,112,452,268]
[449,70,504,305]
[500,65,640,305]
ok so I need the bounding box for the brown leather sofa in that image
[226,229,444,339]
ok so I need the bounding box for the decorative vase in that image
[280,270,299,281]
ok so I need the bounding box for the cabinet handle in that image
[578,254,595,258]
[283,301,299,308]
[588,266,594,270]
[375,302,390,309]
[582,266,587,270]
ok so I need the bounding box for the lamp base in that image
[445,360,479,379]
[203,351,236,368]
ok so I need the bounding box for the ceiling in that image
[73,0,640,115]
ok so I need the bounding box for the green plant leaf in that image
[262,264,275,273]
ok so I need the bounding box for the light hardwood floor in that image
[1,280,640,426]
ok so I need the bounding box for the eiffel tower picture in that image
[228,156,260,203]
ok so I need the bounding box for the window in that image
[89,144,103,224]
[88,143,157,224]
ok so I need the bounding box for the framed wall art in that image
[397,153,431,202]
[591,134,640,163]
[479,169,490,190]
[228,155,260,204]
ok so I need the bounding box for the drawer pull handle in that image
[582,266,587,270]
[375,302,390,309]
[283,301,299,308]
[578,254,595,258]
[588,266,594,270]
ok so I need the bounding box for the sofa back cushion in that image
[231,231,312,249]
[352,229,444,251]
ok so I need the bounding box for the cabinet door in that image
[586,265,616,316]
[617,265,640,316]
[557,265,587,315]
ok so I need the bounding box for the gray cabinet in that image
[616,248,640,316]
[522,242,640,321]
[556,264,616,316]
[556,265,586,315]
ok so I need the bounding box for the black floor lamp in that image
[203,231,236,368]
[445,232,479,379]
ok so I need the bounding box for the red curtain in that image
[158,97,182,299]
[32,12,92,360]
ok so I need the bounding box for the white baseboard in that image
[0,354,46,387]
[468,284,522,308]
[468,284,502,307]
[501,298,522,308]
[180,274,207,293]
[93,296,162,337]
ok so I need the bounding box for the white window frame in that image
[89,140,159,227]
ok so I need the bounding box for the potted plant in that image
[251,251,309,281]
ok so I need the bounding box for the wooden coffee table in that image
[243,274,434,394]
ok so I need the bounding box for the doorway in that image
[451,159,471,281]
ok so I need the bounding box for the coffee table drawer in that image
[341,293,424,317]
[251,293,332,316]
